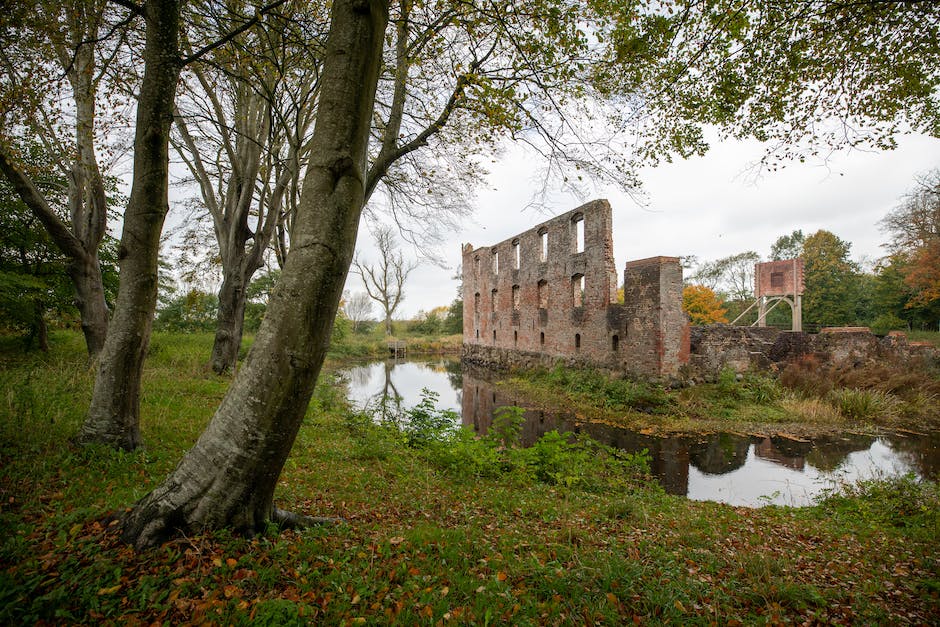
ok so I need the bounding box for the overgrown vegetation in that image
[347,393,651,491]
[506,356,940,434]
[1,332,937,623]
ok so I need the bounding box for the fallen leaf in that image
[97,584,122,596]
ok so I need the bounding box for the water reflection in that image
[339,358,939,507]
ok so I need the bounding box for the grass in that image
[329,322,462,359]
[0,331,938,624]
[504,359,940,436]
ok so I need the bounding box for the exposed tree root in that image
[272,507,345,530]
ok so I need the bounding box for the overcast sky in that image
[348,132,940,319]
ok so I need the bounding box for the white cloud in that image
[368,132,940,318]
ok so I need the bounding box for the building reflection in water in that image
[340,358,939,507]
[460,365,935,507]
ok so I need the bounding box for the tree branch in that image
[181,0,291,66]
[0,149,87,262]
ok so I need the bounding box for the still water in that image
[339,357,939,508]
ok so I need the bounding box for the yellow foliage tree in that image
[682,284,728,325]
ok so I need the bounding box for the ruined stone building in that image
[461,199,690,378]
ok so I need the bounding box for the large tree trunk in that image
[67,252,110,357]
[210,262,251,374]
[76,0,181,451]
[121,0,387,549]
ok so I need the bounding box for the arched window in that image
[539,331,545,346]
[575,333,581,351]
[512,285,521,311]
[512,239,521,269]
[539,229,548,262]
[612,334,619,352]
[491,289,498,312]
[492,248,499,274]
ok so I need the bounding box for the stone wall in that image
[461,200,690,379]
[686,325,938,379]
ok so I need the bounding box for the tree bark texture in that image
[67,34,110,357]
[210,263,251,374]
[121,0,388,548]
[67,253,109,356]
[77,0,181,450]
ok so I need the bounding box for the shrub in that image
[870,313,908,335]
[827,388,900,421]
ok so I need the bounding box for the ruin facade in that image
[461,199,690,378]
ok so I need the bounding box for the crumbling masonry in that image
[461,199,690,378]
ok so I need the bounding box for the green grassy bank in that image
[1,332,938,624]
[501,347,940,437]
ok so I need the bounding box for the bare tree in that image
[353,225,416,335]
[172,3,325,373]
[343,290,373,332]
[691,252,761,302]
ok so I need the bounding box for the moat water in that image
[338,357,939,508]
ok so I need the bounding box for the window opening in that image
[539,229,548,262]
[492,330,496,343]
[572,274,585,307]
[539,331,545,346]
[771,271,784,288]
[512,239,520,269]
[491,289,498,312]
[492,248,499,274]
[612,334,619,352]
[575,333,581,351]
[513,330,518,346]
[572,214,584,253]
[474,292,480,314]
[512,285,520,311]
[537,279,548,309]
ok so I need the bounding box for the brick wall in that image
[754,258,804,298]
[462,200,690,379]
